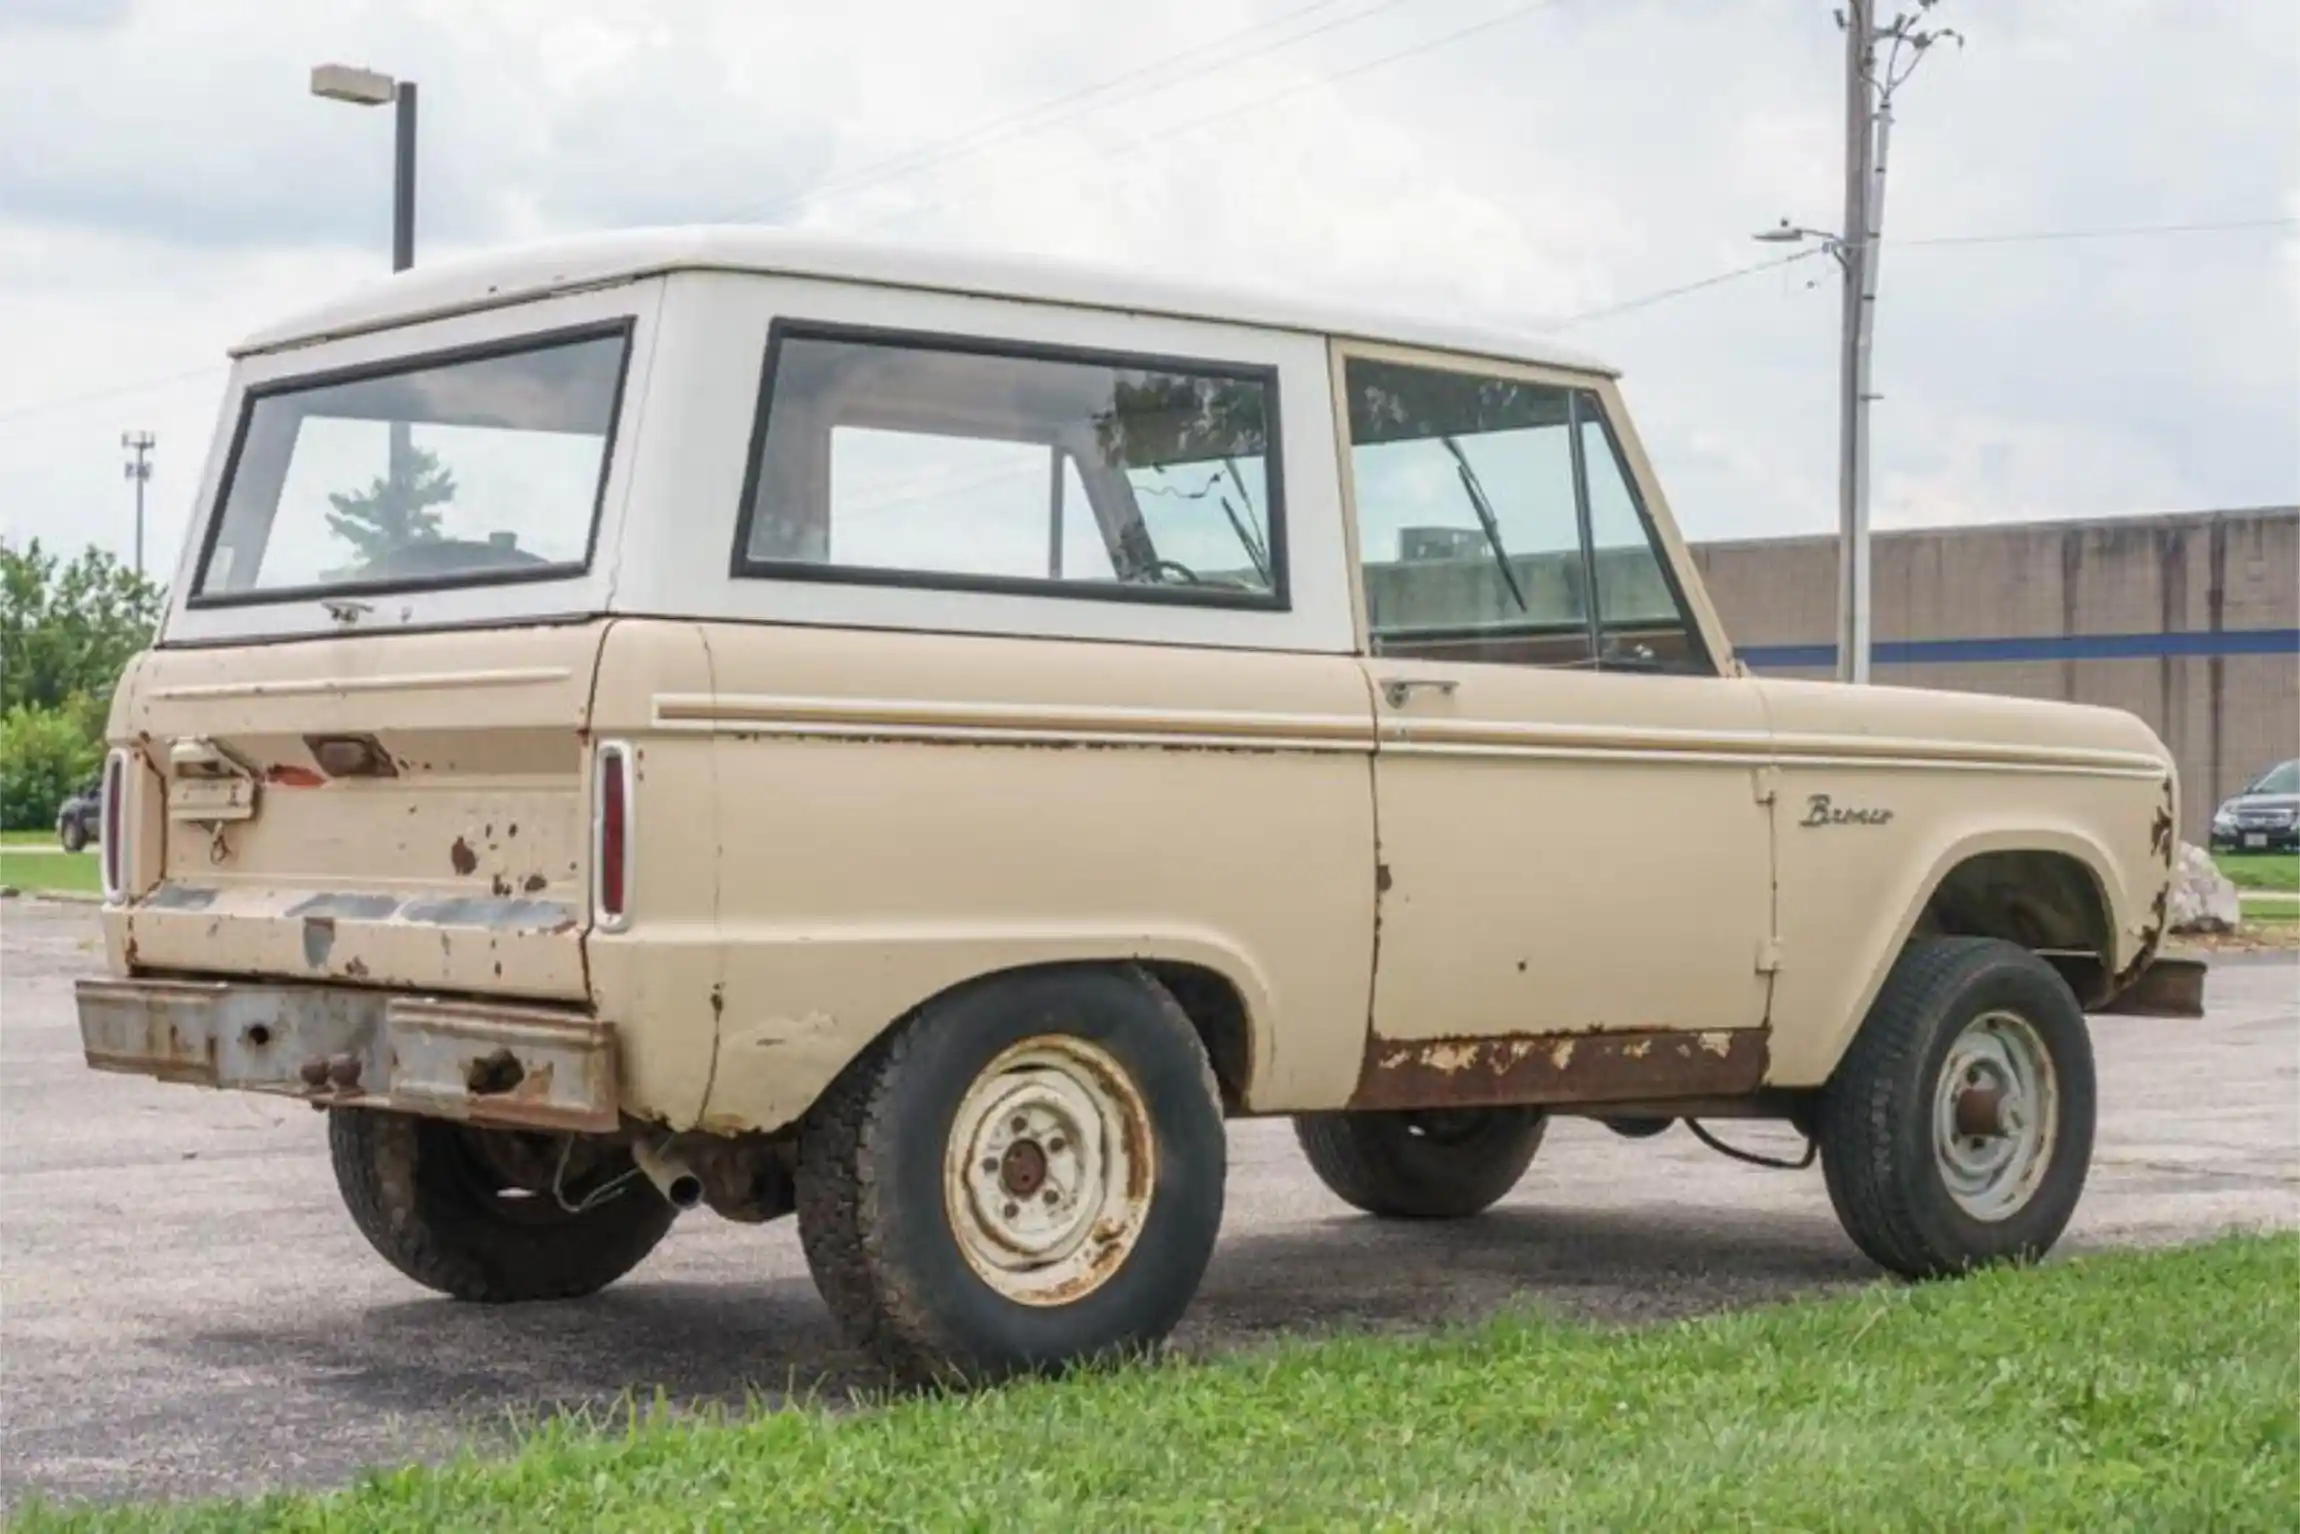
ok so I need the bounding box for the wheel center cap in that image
[1000,1138,1049,1198]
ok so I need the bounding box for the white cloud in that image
[1,0,2294,579]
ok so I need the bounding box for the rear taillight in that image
[592,741,632,932]
[99,748,129,904]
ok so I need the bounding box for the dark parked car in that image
[55,780,101,853]
[2210,759,2300,853]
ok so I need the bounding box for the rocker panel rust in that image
[1351,1026,1770,1111]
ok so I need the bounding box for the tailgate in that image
[114,623,609,1002]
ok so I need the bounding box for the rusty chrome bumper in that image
[76,977,620,1132]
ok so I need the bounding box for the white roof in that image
[233,225,1617,375]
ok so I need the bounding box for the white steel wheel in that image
[796,966,1227,1384]
[1932,1009,2058,1223]
[943,1036,1156,1306]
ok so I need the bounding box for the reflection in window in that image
[740,330,1281,603]
[1343,359,1711,674]
[1346,358,1593,666]
[1577,405,1709,673]
[196,329,626,600]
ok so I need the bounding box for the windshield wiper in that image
[1437,435,1527,613]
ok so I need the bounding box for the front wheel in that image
[1817,937,2096,1279]
[1294,1107,1546,1219]
[328,1109,677,1302]
[58,814,87,853]
[796,966,1226,1386]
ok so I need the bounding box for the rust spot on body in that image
[343,955,371,980]
[522,873,547,893]
[449,838,479,876]
[264,763,326,788]
[1351,1027,1769,1111]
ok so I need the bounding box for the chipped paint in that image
[1352,1027,1769,1111]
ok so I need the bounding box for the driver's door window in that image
[1344,356,1711,675]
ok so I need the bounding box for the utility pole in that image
[1838,0,1877,685]
[1756,2,1959,684]
[121,431,155,577]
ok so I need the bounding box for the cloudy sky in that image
[1,0,2294,578]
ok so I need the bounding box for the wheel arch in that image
[695,937,1278,1135]
[1786,827,2126,1090]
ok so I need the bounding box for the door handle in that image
[1381,677,1460,708]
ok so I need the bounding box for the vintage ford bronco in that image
[79,228,2199,1382]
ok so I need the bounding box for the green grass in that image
[18,1234,2295,1533]
[0,827,63,847]
[0,847,100,895]
[2217,852,2300,893]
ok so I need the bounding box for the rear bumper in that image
[76,977,620,1133]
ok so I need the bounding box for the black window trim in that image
[728,318,1292,613]
[186,316,638,611]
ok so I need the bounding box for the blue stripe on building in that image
[1737,628,2300,671]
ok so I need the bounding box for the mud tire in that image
[1817,937,2096,1279]
[1293,1107,1546,1219]
[796,966,1226,1386]
[328,1108,676,1302]
[58,814,87,853]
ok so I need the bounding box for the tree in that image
[0,539,165,716]
[325,446,457,565]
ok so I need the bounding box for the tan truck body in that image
[84,227,2181,1152]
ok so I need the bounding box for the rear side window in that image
[192,323,631,605]
[733,323,1286,608]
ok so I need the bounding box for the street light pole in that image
[391,80,417,274]
[311,63,418,482]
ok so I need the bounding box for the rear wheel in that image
[58,814,87,853]
[1294,1107,1546,1219]
[1817,938,2096,1279]
[796,966,1226,1385]
[328,1109,677,1302]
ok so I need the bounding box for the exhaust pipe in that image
[632,1137,703,1211]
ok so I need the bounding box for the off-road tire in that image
[1817,937,2096,1279]
[1293,1107,1546,1219]
[795,966,1226,1386]
[328,1108,677,1302]
[58,815,87,853]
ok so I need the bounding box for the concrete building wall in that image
[1690,508,2300,839]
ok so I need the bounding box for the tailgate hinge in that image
[1755,938,1785,974]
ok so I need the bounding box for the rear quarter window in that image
[732,323,1287,610]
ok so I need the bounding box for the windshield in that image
[192,324,629,604]
[2245,760,2300,796]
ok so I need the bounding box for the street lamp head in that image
[310,63,396,106]
[1752,220,1809,244]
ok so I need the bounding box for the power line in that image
[713,0,1415,225]
[1899,215,2299,247]
[0,365,222,428]
[856,0,1563,236]
[1553,250,1827,329]
[1552,216,2300,330]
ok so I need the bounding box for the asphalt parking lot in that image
[4,897,2293,1509]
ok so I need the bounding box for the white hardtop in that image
[233,224,1618,377]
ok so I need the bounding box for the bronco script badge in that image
[1800,793,1894,828]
